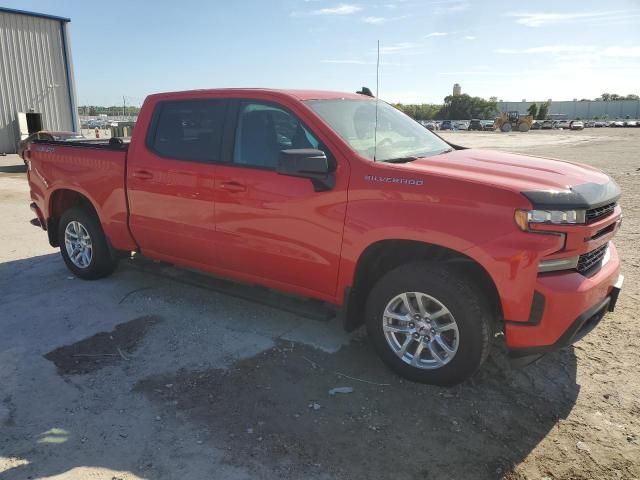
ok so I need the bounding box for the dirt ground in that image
[1,128,639,479]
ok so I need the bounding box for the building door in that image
[17,112,43,140]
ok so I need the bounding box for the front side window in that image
[149,100,225,162]
[305,99,451,162]
[234,102,320,169]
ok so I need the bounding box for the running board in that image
[123,256,337,322]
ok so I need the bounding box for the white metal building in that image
[497,99,640,120]
[0,7,78,154]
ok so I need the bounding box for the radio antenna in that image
[373,40,380,162]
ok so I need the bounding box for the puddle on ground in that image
[45,315,162,375]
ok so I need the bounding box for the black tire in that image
[58,207,117,280]
[365,262,491,386]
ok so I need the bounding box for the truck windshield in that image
[305,98,451,162]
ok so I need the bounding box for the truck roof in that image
[145,88,368,102]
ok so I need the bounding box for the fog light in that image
[538,256,579,273]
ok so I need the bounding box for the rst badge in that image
[33,145,56,153]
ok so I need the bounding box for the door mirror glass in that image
[277,149,334,191]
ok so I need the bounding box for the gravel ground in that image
[1,128,638,479]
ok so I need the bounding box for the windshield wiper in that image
[382,148,452,163]
[382,156,420,163]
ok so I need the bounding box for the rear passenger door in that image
[127,98,226,266]
[213,100,349,299]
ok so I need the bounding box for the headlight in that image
[514,209,586,231]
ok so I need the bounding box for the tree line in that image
[595,93,639,101]
[394,91,639,121]
[79,106,141,116]
[393,94,498,120]
[79,91,637,121]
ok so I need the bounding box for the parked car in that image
[610,121,625,128]
[482,120,495,131]
[440,120,452,130]
[455,121,469,130]
[531,121,543,130]
[624,120,638,127]
[585,121,595,128]
[18,131,85,160]
[25,88,624,386]
[424,122,436,131]
[468,119,482,131]
[570,121,584,130]
[541,120,553,129]
[556,120,571,129]
[594,122,604,128]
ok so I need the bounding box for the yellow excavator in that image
[494,111,533,132]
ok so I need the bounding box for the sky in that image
[5,0,640,106]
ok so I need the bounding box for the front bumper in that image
[506,242,622,365]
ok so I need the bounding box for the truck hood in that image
[406,149,620,209]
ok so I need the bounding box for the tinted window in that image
[233,102,320,169]
[149,100,225,162]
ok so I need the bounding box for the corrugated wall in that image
[497,100,640,120]
[0,11,73,153]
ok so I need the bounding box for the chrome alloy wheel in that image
[382,292,459,369]
[64,221,93,269]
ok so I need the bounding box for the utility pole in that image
[123,96,126,118]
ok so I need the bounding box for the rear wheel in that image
[58,207,117,279]
[365,262,492,386]
[518,122,530,132]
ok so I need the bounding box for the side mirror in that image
[277,149,335,191]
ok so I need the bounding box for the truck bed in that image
[27,138,135,252]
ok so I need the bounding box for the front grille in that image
[590,223,615,241]
[586,202,616,222]
[577,244,608,276]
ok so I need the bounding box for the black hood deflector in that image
[523,181,621,210]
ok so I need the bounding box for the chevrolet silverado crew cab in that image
[25,89,623,386]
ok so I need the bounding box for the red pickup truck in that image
[25,88,623,385]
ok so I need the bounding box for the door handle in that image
[220,181,247,193]
[131,170,153,180]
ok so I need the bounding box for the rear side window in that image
[148,100,226,162]
[233,102,320,169]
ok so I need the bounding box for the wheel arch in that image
[343,239,502,332]
[47,188,102,247]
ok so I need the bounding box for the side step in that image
[124,255,337,322]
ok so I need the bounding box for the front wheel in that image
[58,207,117,279]
[365,262,491,386]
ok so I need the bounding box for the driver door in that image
[213,100,349,298]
